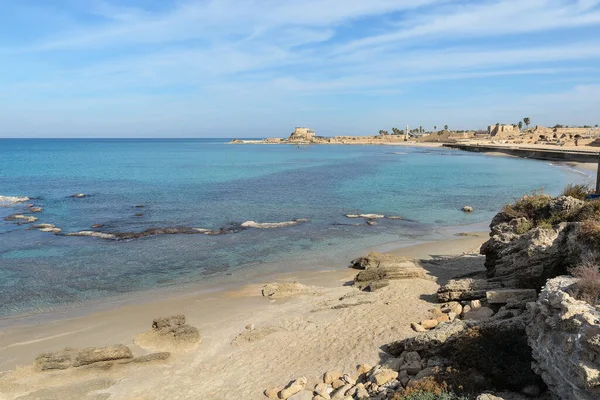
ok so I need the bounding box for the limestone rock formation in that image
[350,252,429,291]
[135,315,201,352]
[527,276,600,400]
[33,345,160,371]
[437,278,500,302]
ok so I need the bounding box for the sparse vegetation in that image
[502,189,552,221]
[562,184,591,201]
[391,378,471,400]
[569,256,600,305]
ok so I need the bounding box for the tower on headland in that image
[288,127,316,142]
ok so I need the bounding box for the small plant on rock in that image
[569,256,600,305]
[562,183,591,201]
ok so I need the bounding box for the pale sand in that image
[0,234,487,400]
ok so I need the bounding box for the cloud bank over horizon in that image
[0,0,599,138]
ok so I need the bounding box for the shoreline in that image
[0,220,489,329]
[0,231,488,399]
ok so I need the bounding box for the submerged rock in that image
[66,231,117,240]
[4,214,38,224]
[69,193,87,198]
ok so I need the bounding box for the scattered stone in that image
[440,301,463,315]
[448,312,457,322]
[91,224,104,229]
[411,322,426,332]
[265,386,283,399]
[470,299,482,309]
[462,206,474,212]
[486,289,537,304]
[331,379,345,389]
[436,314,450,323]
[324,371,342,384]
[356,364,372,376]
[363,280,389,292]
[246,323,255,330]
[262,282,320,299]
[279,377,307,399]
[387,320,466,353]
[313,383,331,399]
[342,374,356,385]
[366,220,377,226]
[371,369,398,385]
[420,319,438,329]
[400,361,422,375]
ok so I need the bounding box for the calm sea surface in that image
[0,139,588,317]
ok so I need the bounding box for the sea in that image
[0,139,591,318]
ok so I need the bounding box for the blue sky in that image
[1,0,599,138]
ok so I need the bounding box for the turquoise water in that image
[0,139,587,316]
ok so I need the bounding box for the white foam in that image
[241,219,309,229]
[0,196,29,206]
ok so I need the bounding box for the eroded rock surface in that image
[135,315,201,352]
[527,276,600,400]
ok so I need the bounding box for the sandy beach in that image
[0,232,487,400]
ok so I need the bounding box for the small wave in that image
[0,196,29,206]
[345,214,385,219]
[241,218,309,229]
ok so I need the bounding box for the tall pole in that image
[596,152,600,194]
[405,125,408,142]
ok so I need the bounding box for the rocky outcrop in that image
[527,276,600,400]
[135,315,201,352]
[350,252,429,291]
[34,345,167,371]
[480,195,592,289]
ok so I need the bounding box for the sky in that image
[0,0,599,138]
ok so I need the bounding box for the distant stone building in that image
[288,127,316,142]
[488,124,517,136]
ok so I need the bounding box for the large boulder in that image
[135,315,201,352]
[351,252,429,291]
[527,276,600,400]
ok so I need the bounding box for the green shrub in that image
[562,183,591,201]
[502,190,552,222]
[514,219,534,234]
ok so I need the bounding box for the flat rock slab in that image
[486,289,537,304]
[463,307,494,321]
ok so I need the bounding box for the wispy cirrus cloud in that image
[0,0,599,137]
